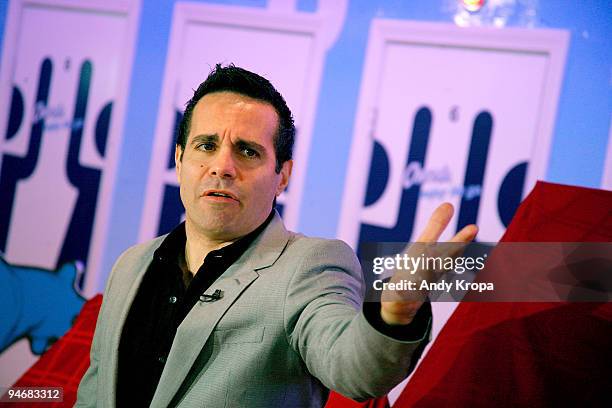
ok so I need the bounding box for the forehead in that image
[189,91,279,145]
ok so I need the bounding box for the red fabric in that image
[394,182,612,407]
[9,295,102,407]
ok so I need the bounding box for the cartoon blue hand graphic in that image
[0,256,85,355]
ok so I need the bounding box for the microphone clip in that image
[200,289,224,302]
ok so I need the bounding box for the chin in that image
[203,220,244,239]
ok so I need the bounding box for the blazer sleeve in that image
[283,239,431,400]
[75,246,129,407]
[74,306,102,407]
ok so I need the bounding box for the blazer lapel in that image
[150,211,291,408]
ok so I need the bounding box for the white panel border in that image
[338,20,570,246]
[139,1,346,240]
[0,0,142,297]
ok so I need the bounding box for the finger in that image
[441,225,478,259]
[417,202,454,242]
[449,224,478,243]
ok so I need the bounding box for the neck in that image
[183,221,238,274]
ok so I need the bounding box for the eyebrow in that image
[236,138,266,153]
[190,134,218,145]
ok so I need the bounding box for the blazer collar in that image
[242,209,292,271]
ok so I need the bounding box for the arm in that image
[284,204,476,399]
[283,239,430,400]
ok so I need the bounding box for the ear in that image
[276,160,293,196]
[175,144,183,183]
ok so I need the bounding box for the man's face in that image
[176,91,292,242]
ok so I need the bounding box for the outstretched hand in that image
[380,203,478,325]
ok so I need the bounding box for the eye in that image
[241,146,259,158]
[197,142,215,151]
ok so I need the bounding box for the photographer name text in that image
[373,279,494,292]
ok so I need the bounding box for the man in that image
[76,64,477,407]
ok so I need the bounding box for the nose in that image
[209,146,236,179]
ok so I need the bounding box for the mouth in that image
[202,189,239,203]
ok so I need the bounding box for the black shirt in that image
[116,211,431,406]
[116,212,273,407]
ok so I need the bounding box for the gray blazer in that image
[76,212,429,408]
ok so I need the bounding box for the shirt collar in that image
[154,209,276,267]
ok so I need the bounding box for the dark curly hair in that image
[176,64,295,173]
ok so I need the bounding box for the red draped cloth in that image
[394,181,612,407]
[8,295,102,407]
